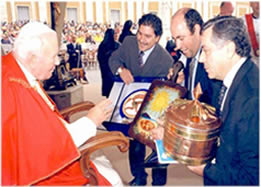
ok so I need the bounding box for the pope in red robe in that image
[2,22,120,186]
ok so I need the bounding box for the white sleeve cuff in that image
[67,117,97,147]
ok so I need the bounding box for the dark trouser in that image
[129,139,167,185]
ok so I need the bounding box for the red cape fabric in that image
[245,14,259,57]
[2,53,110,186]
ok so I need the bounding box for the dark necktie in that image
[138,51,144,67]
[216,84,227,117]
[184,58,192,89]
[185,58,195,99]
[188,58,196,93]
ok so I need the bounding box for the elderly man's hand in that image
[87,99,113,126]
[119,68,134,84]
[187,164,206,177]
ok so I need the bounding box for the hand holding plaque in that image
[128,79,186,149]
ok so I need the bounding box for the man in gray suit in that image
[109,13,173,185]
[109,13,173,84]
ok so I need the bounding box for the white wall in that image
[0,1,7,22]
[38,1,48,22]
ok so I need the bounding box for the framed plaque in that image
[128,80,186,149]
[103,77,166,136]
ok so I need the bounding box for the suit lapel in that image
[221,59,252,121]
[140,44,158,75]
[145,44,158,64]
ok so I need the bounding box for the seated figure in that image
[2,21,123,186]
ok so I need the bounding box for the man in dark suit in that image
[170,8,220,105]
[109,13,173,186]
[67,35,83,69]
[187,16,259,185]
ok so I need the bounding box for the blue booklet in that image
[155,139,177,164]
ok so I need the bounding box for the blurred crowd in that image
[1,20,137,54]
[1,20,139,76]
[1,20,28,45]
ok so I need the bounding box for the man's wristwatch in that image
[117,67,123,74]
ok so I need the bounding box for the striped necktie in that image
[188,58,196,94]
[216,84,227,117]
[138,51,145,66]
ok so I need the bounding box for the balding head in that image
[220,2,234,16]
[171,8,203,58]
[172,7,190,18]
[172,8,204,34]
[250,2,259,18]
[172,8,189,31]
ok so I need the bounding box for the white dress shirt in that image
[141,45,155,66]
[189,48,201,99]
[221,57,247,111]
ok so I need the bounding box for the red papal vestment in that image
[2,53,111,185]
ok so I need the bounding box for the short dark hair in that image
[184,9,204,34]
[138,13,162,36]
[220,2,225,8]
[201,16,251,58]
[220,1,231,8]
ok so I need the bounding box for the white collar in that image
[223,57,247,89]
[141,45,155,64]
[17,59,37,87]
[143,45,155,55]
[194,47,201,62]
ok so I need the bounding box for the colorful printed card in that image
[155,140,177,164]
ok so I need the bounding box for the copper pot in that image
[163,99,221,165]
